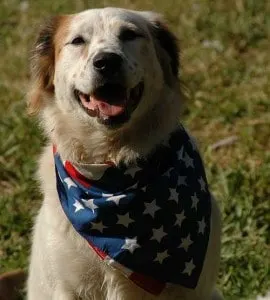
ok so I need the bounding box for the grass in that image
[0,0,269,299]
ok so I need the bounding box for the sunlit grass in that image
[0,0,269,299]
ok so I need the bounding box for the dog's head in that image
[29,8,180,130]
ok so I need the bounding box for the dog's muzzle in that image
[74,51,144,127]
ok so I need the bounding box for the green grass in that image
[0,0,269,299]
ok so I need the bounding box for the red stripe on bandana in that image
[88,242,108,260]
[129,272,165,295]
[87,241,165,296]
[53,145,57,154]
[64,161,93,188]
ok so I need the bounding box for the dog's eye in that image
[119,29,143,41]
[71,36,85,45]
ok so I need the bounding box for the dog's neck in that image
[42,85,182,166]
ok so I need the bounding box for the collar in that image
[54,125,212,295]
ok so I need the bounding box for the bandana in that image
[54,125,211,295]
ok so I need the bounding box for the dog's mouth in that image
[75,82,144,127]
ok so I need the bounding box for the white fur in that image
[27,8,222,300]
[257,293,270,300]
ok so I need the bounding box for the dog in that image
[0,270,26,300]
[27,7,222,300]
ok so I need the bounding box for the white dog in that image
[27,7,222,300]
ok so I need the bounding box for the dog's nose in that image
[93,52,122,76]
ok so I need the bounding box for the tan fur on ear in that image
[28,16,68,115]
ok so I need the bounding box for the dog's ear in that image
[28,16,61,114]
[140,12,180,84]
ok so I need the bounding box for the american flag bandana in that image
[54,125,211,295]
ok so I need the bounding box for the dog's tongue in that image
[83,96,125,117]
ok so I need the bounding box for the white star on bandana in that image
[183,153,194,169]
[117,213,134,227]
[198,217,206,234]
[182,259,196,276]
[177,146,184,160]
[82,198,98,212]
[155,250,170,264]
[151,226,167,242]
[91,221,105,232]
[179,234,193,251]
[169,188,179,203]
[106,194,126,205]
[64,177,77,189]
[73,199,84,213]
[198,176,206,192]
[121,237,140,253]
[191,193,199,210]
[174,211,186,228]
[178,176,187,186]
[143,200,161,218]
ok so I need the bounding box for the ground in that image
[0,0,269,299]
